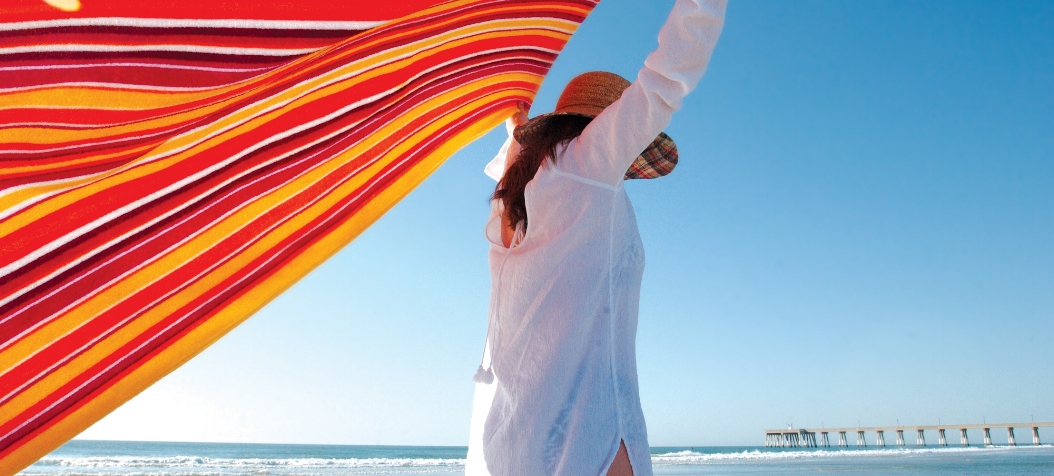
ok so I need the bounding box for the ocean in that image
[19,440,1054,475]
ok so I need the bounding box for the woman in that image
[467,1,726,475]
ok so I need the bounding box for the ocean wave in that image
[651,445,1050,465]
[34,455,466,469]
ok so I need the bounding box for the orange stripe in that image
[0,100,232,145]
[0,143,159,177]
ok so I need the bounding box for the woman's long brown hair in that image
[493,114,593,232]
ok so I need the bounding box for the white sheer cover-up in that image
[466,1,726,474]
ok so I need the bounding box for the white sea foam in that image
[651,445,1051,465]
[34,455,466,469]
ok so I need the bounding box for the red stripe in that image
[0,144,160,190]
[0,0,447,22]
[0,26,365,50]
[0,64,275,90]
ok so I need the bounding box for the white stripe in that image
[0,44,320,57]
[0,126,177,155]
[0,62,275,73]
[0,167,143,218]
[0,187,65,223]
[0,81,237,94]
[0,17,385,32]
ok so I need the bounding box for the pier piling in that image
[764,422,1052,448]
[765,429,818,448]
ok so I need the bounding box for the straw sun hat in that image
[513,71,678,180]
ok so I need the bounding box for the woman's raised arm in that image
[564,0,727,185]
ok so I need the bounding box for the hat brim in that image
[513,113,678,180]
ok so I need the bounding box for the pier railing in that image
[764,422,1053,448]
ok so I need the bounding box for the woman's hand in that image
[511,100,530,128]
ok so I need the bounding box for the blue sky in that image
[79,0,1053,446]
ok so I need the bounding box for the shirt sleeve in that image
[484,117,518,182]
[560,0,726,186]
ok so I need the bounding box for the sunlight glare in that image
[44,0,81,12]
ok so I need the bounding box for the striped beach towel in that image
[0,1,596,473]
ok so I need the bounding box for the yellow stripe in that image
[0,85,236,111]
[0,168,129,220]
[0,100,232,145]
[400,0,589,29]
[0,142,161,222]
[0,143,158,177]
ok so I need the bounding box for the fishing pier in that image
[765,422,1054,448]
